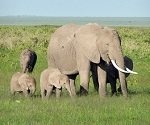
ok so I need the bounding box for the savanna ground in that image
[0,25,150,125]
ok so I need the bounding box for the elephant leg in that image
[79,69,90,96]
[46,86,53,99]
[117,85,122,92]
[56,88,62,98]
[118,79,128,93]
[110,81,117,96]
[23,90,29,97]
[76,54,91,96]
[41,89,46,99]
[68,75,77,96]
[119,72,128,97]
[70,79,76,96]
[107,74,117,95]
[10,88,15,96]
[97,66,107,97]
[91,63,99,91]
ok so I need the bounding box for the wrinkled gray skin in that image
[20,49,37,73]
[40,67,73,99]
[92,56,133,95]
[48,23,128,97]
[10,72,36,97]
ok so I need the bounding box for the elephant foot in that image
[94,86,99,92]
[79,86,88,96]
[111,92,117,96]
[117,86,122,93]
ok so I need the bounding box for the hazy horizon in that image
[1,15,150,18]
[0,16,150,26]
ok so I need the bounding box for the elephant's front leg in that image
[46,86,53,99]
[79,70,90,95]
[56,88,62,98]
[97,66,107,97]
[23,90,29,97]
[41,89,46,99]
[10,88,15,96]
[107,74,117,95]
[78,61,91,96]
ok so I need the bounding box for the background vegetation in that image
[0,25,150,125]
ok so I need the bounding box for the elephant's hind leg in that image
[41,89,46,99]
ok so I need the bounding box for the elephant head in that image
[20,49,37,73]
[18,74,36,97]
[48,68,73,97]
[74,24,137,97]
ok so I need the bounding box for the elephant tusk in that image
[111,60,130,74]
[126,67,138,74]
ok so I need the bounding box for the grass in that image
[0,25,150,125]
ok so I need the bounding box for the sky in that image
[0,0,150,17]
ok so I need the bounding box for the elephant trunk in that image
[118,70,128,97]
[22,66,26,73]
[112,52,128,97]
[22,63,28,73]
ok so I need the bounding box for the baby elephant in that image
[106,56,133,95]
[40,67,73,99]
[10,72,36,97]
[92,56,134,95]
[20,48,37,73]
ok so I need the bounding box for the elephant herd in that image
[10,23,138,99]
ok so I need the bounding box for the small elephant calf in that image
[10,72,36,97]
[106,56,133,95]
[92,56,133,95]
[40,67,73,99]
[20,48,37,73]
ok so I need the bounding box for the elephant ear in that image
[28,49,37,72]
[124,56,133,77]
[124,56,133,70]
[74,24,100,63]
[48,68,62,89]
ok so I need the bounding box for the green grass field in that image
[0,25,150,125]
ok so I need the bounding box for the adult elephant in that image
[47,23,137,97]
[92,56,135,95]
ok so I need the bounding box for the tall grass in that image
[0,25,150,125]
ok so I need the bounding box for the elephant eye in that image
[30,84,32,87]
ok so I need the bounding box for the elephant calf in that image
[106,56,133,95]
[92,56,133,95]
[40,67,73,99]
[20,48,37,73]
[10,72,36,97]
